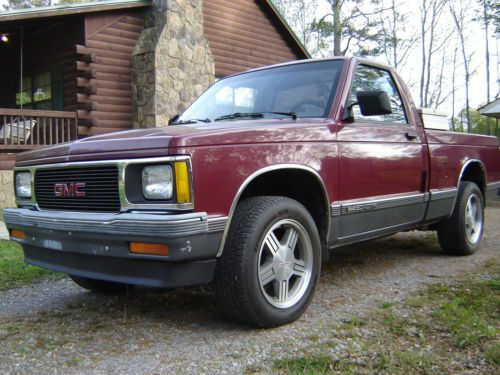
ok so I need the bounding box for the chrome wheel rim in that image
[257,219,313,309]
[465,193,483,245]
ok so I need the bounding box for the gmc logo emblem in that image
[54,183,86,197]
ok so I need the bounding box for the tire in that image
[69,275,127,294]
[215,196,321,328]
[437,181,484,255]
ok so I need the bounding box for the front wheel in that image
[215,196,321,328]
[437,181,484,255]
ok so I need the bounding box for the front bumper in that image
[3,208,227,288]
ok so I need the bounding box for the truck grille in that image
[34,166,121,213]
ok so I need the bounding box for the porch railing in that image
[0,109,78,150]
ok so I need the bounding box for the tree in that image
[449,0,474,132]
[309,0,386,57]
[3,0,52,10]
[418,0,449,108]
[475,0,497,135]
[454,106,499,136]
[3,0,102,10]
[272,0,319,49]
[377,0,417,70]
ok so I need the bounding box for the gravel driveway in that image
[1,203,499,374]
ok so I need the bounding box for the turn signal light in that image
[129,242,169,256]
[10,229,26,240]
[175,161,191,203]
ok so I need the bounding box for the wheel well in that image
[239,169,330,259]
[460,162,486,202]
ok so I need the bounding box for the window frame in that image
[344,63,410,125]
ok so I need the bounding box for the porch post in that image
[19,26,23,110]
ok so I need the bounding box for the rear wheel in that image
[69,275,127,294]
[437,181,484,255]
[215,196,321,327]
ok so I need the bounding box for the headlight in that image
[15,172,31,199]
[142,165,173,200]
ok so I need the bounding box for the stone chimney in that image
[131,0,215,128]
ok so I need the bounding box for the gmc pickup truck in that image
[5,57,500,327]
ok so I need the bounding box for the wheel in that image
[437,181,484,255]
[69,275,127,294]
[215,196,321,327]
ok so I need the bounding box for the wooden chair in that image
[0,118,36,144]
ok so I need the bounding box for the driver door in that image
[336,64,426,242]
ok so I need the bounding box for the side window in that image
[348,65,407,124]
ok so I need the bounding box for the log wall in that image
[203,0,307,77]
[78,10,145,136]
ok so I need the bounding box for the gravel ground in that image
[0,203,498,374]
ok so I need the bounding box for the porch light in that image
[1,34,8,43]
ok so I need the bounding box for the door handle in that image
[405,131,418,140]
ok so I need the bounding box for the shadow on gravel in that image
[33,231,445,329]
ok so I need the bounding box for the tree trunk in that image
[333,0,341,56]
[451,46,458,131]
[419,0,427,107]
[483,0,491,135]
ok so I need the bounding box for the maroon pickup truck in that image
[5,57,500,327]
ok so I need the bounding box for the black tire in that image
[215,196,321,328]
[437,181,484,255]
[69,275,127,294]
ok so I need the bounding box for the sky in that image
[0,0,496,116]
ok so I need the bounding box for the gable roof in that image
[478,98,500,119]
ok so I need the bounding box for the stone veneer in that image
[132,0,215,128]
[0,171,15,213]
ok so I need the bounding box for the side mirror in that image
[356,90,392,116]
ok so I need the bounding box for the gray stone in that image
[132,0,215,128]
[0,171,15,212]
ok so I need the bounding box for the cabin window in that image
[16,71,52,110]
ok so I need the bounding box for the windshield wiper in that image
[214,111,297,122]
[170,118,211,125]
[268,111,297,120]
[214,112,264,121]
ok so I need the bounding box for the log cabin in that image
[0,0,309,209]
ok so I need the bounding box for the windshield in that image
[178,60,344,123]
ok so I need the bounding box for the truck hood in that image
[16,119,327,166]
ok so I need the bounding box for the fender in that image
[451,159,487,213]
[216,164,331,257]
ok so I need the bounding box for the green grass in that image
[274,355,357,374]
[430,279,499,348]
[273,260,499,374]
[0,240,59,291]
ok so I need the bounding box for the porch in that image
[0,108,78,151]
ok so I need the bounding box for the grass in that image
[273,259,499,374]
[0,240,60,291]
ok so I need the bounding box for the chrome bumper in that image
[3,208,226,239]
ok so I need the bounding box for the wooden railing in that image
[0,109,78,150]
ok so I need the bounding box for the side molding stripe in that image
[332,193,426,216]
